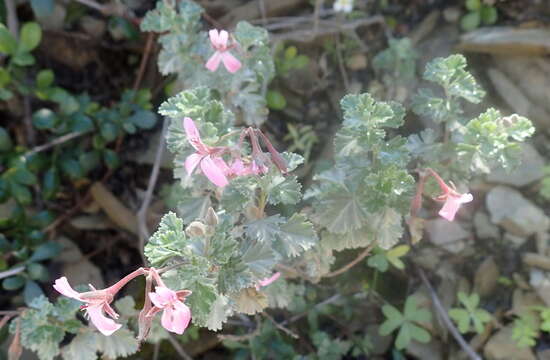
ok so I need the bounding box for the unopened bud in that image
[186,221,206,237]
[204,207,219,226]
[257,130,287,174]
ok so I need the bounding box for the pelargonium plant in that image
[8,0,536,358]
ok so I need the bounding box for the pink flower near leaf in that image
[148,286,192,335]
[229,158,268,177]
[428,169,473,221]
[205,29,241,73]
[255,272,281,290]
[184,117,230,187]
[53,277,121,336]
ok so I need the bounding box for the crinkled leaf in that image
[96,328,139,358]
[423,54,485,103]
[144,212,188,265]
[61,332,98,360]
[312,190,367,234]
[266,175,302,205]
[205,294,231,331]
[275,213,317,258]
[241,240,277,278]
[321,227,374,252]
[372,208,403,250]
[232,287,268,315]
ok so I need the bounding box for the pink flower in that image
[184,117,230,187]
[205,29,241,73]
[229,158,268,177]
[428,169,473,221]
[53,268,146,336]
[53,277,121,336]
[148,286,192,335]
[255,272,281,290]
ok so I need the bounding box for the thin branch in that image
[24,131,88,158]
[262,312,299,339]
[167,333,193,360]
[0,266,25,280]
[133,33,156,92]
[73,0,105,12]
[312,0,323,36]
[258,0,268,26]
[282,294,342,326]
[0,310,20,316]
[5,0,18,38]
[335,32,350,91]
[219,316,262,342]
[416,266,482,360]
[137,119,168,264]
[323,242,376,278]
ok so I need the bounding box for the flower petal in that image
[201,155,229,187]
[459,193,473,204]
[53,277,82,300]
[258,272,281,287]
[161,306,175,333]
[218,30,228,48]
[213,157,231,175]
[205,51,222,72]
[439,196,463,221]
[171,301,191,334]
[86,304,122,336]
[185,153,203,175]
[208,29,220,47]
[221,52,242,73]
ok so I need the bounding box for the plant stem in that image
[106,267,147,295]
[416,266,482,360]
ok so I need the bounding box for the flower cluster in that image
[184,117,287,187]
[53,267,191,338]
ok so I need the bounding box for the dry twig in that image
[167,333,193,360]
[137,119,168,264]
[323,242,376,278]
[133,33,156,92]
[24,131,89,158]
[0,266,25,280]
[416,266,482,360]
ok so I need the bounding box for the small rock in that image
[406,339,443,360]
[529,269,550,306]
[425,219,470,253]
[484,325,536,360]
[523,253,550,271]
[486,144,545,187]
[511,289,544,317]
[474,211,500,240]
[537,349,550,360]
[346,54,367,71]
[537,232,549,256]
[80,16,107,38]
[504,232,528,248]
[486,186,550,237]
[443,7,461,23]
[70,215,112,230]
[474,257,500,297]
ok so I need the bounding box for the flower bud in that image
[204,207,219,226]
[186,221,206,237]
